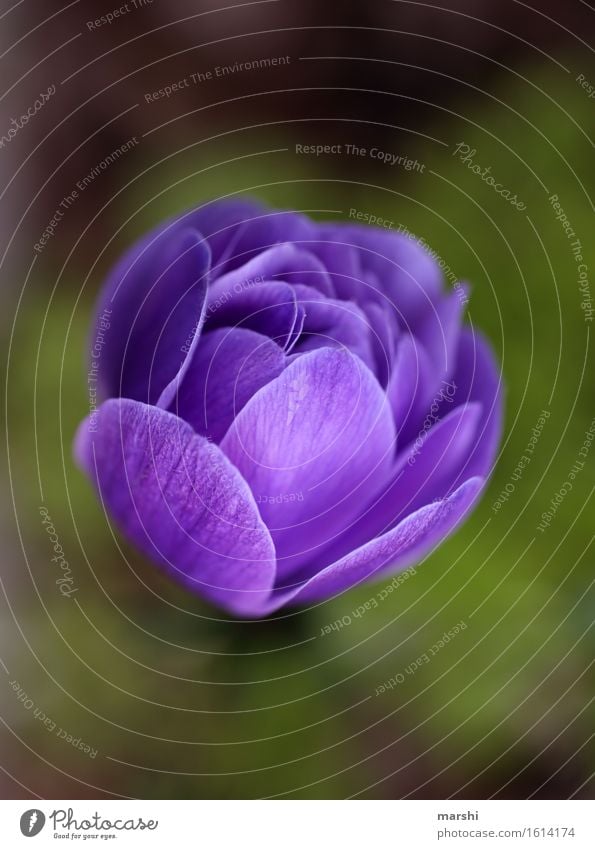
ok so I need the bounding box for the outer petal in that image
[393,402,484,515]
[388,289,467,444]
[414,287,467,383]
[194,202,320,282]
[316,224,443,323]
[75,399,276,615]
[303,401,483,571]
[221,348,396,579]
[387,332,436,442]
[263,477,483,609]
[183,198,265,268]
[171,327,286,443]
[441,327,503,480]
[92,222,210,406]
[364,300,400,388]
[137,200,318,282]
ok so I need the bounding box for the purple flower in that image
[75,198,502,617]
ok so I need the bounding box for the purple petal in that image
[171,327,286,443]
[305,237,364,301]
[206,280,302,350]
[75,399,276,615]
[220,348,396,580]
[184,198,266,268]
[279,476,483,605]
[208,243,333,300]
[387,333,436,443]
[91,222,210,406]
[291,284,377,374]
[442,327,503,479]
[393,402,484,512]
[158,200,319,281]
[414,287,467,383]
[310,402,483,568]
[200,204,320,281]
[316,224,443,323]
[364,300,400,388]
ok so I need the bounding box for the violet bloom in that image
[75,198,502,616]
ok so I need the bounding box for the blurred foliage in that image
[2,58,593,799]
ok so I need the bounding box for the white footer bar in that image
[0,799,593,848]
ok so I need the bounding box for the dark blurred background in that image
[1,0,594,799]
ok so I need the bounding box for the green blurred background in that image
[1,0,593,799]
